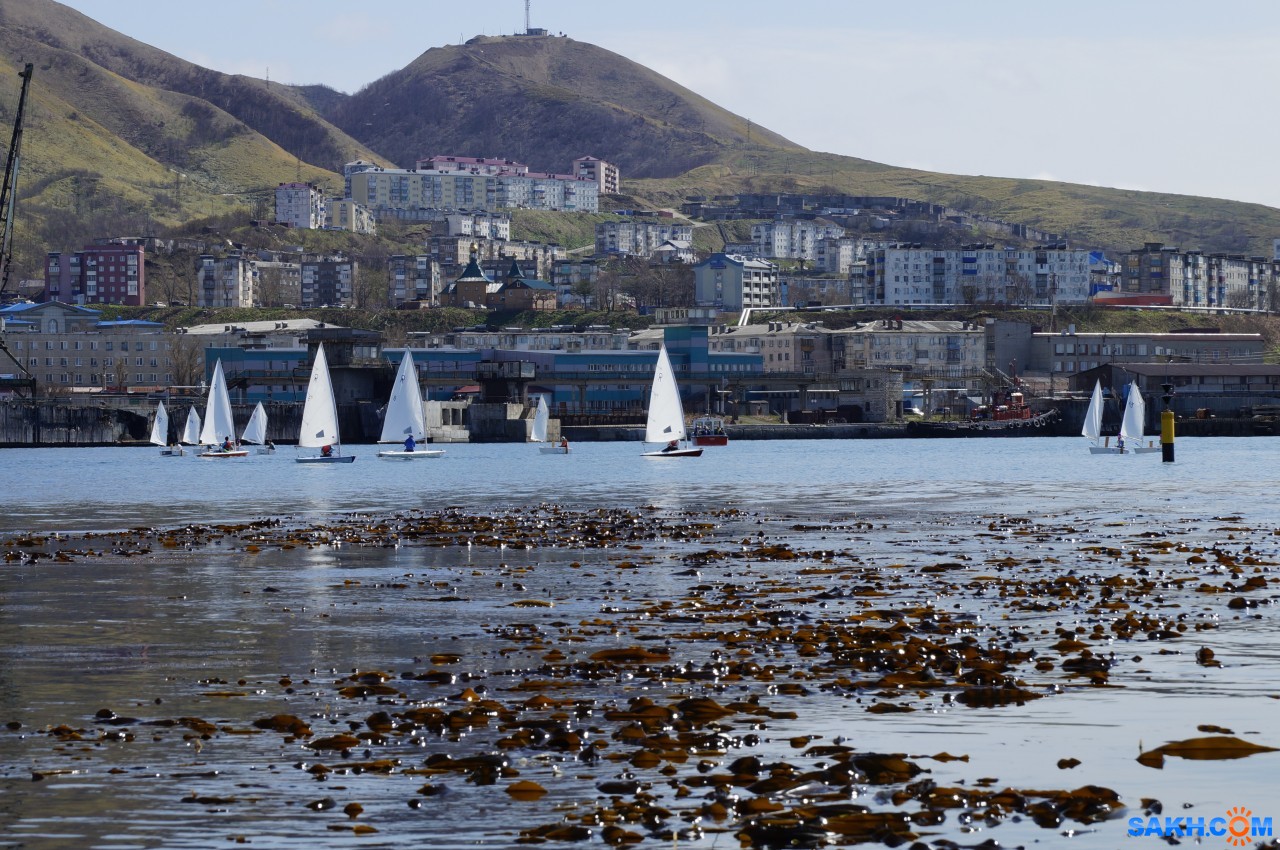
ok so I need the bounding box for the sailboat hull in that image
[1089,446,1122,455]
[199,449,249,458]
[297,455,356,464]
[642,447,703,458]
[377,449,445,459]
[159,448,185,457]
[539,446,569,454]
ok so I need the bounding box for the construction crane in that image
[0,63,36,396]
[0,63,33,297]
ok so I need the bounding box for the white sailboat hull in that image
[199,449,249,459]
[1089,446,1122,455]
[539,445,569,454]
[377,448,445,459]
[297,454,356,464]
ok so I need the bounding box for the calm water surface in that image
[1,438,1278,848]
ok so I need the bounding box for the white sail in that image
[645,344,687,444]
[530,395,550,443]
[298,343,341,449]
[181,407,202,445]
[1120,381,1147,446]
[198,359,237,447]
[241,402,268,445]
[150,401,169,447]
[378,352,426,443]
[1082,380,1103,443]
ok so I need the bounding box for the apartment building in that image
[0,301,176,391]
[864,244,1094,306]
[350,162,598,213]
[692,253,780,311]
[300,257,358,308]
[573,156,621,194]
[44,241,146,306]
[1114,243,1279,310]
[198,251,257,308]
[274,182,326,229]
[595,219,694,257]
[1031,329,1264,375]
[325,199,377,235]
[387,255,443,308]
[444,212,511,240]
[429,236,562,281]
[750,220,846,260]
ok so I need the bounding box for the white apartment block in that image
[573,156,620,194]
[751,220,846,260]
[865,245,1093,306]
[198,252,257,309]
[445,212,511,240]
[1118,243,1279,310]
[814,237,859,274]
[274,182,326,229]
[387,255,442,307]
[325,199,377,235]
[349,166,597,213]
[595,219,694,257]
[692,253,780,311]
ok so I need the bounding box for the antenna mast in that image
[525,0,531,33]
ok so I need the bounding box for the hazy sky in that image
[55,0,1280,209]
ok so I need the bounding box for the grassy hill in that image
[2,2,1279,297]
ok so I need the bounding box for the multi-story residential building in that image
[325,199,377,235]
[0,301,176,391]
[429,236,562,281]
[253,258,302,307]
[300,256,357,308]
[573,156,620,194]
[814,237,860,274]
[751,220,846,261]
[444,212,511,240]
[275,182,326,229]
[414,325,632,352]
[44,240,146,306]
[692,253,780,312]
[595,219,694,257]
[783,276,859,307]
[387,255,442,308]
[350,161,598,214]
[863,244,1093,306]
[1112,243,1280,310]
[198,251,257,309]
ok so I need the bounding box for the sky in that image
[54,0,1280,209]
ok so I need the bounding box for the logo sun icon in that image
[1225,806,1253,847]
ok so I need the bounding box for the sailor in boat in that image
[662,439,679,453]
[404,434,416,453]
[266,441,276,452]
[222,436,234,452]
[559,437,569,450]
[321,444,333,457]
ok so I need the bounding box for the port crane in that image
[0,63,36,396]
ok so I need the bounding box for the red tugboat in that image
[972,388,1037,422]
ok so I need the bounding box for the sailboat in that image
[1083,380,1121,454]
[641,343,702,458]
[198,359,248,458]
[240,401,274,454]
[530,394,568,454]
[1121,380,1161,454]
[181,406,202,450]
[296,343,355,464]
[376,352,444,459]
[151,400,182,456]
